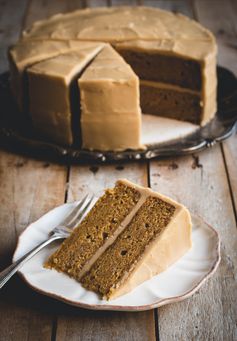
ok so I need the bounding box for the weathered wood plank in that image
[0,0,68,340]
[24,0,69,28]
[55,163,156,341]
[111,0,138,6]
[0,151,67,341]
[88,0,108,7]
[194,0,237,75]
[67,163,147,200]
[143,0,193,17]
[194,0,237,222]
[67,0,88,10]
[145,0,237,340]
[0,0,28,72]
[222,134,237,220]
[56,308,155,341]
[149,148,237,340]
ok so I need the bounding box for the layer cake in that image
[8,6,217,150]
[45,179,192,300]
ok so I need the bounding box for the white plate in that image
[13,202,220,311]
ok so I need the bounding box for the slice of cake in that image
[8,40,92,111]
[27,43,104,145]
[45,179,192,300]
[78,45,143,151]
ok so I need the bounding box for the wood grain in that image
[149,148,237,340]
[222,135,237,220]
[143,0,193,17]
[0,1,68,340]
[88,0,108,7]
[194,0,237,75]
[194,0,237,222]
[146,0,237,340]
[0,151,67,341]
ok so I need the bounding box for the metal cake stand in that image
[0,66,236,164]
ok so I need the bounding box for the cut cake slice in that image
[78,45,143,151]
[45,179,192,300]
[27,42,104,145]
[8,39,96,111]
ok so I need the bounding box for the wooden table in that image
[0,1,236,340]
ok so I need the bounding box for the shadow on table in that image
[0,275,135,318]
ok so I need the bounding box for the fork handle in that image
[0,235,62,289]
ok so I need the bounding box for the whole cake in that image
[45,179,192,300]
[8,6,217,151]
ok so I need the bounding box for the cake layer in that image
[115,39,217,124]
[45,181,141,277]
[140,81,202,124]
[27,43,104,145]
[79,45,143,151]
[116,48,202,91]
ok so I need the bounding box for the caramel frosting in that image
[22,6,213,44]
[79,45,143,151]
[115,38,216,62]
[9,40,104,110]
[140,80,201,95]
[27,43,104,145]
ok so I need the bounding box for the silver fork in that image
[0,194,94,289]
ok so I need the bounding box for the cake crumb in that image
[192,155,203,169]
[152,173,160,177]
[115,165,124,171]
[89,166,99,174]
[168,162,178,170]
[15,161,24,168]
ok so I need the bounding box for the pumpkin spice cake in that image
[45,179,192,300]
[8,6,217,151]
[79,45,142,151]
